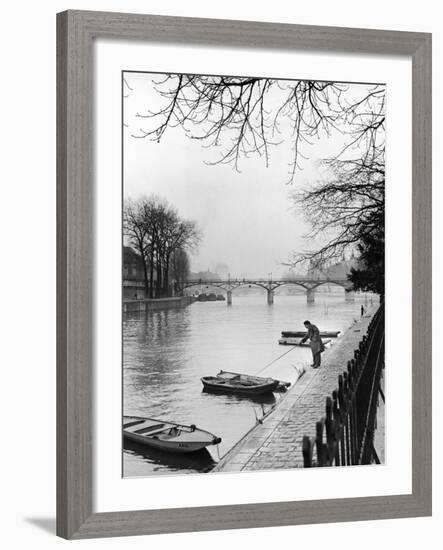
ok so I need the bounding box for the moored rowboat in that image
[201,374,279,395]
[123,416,221,453]
[216,370,291,392]
[281,330,340,338]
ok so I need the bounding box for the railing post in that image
[338,375,347,465]
[332,390,341,465]
[325,397,338,466]
[315,421,325,466]
[302,435,313,467]
[343,371,351,465]
[347,360,358,464]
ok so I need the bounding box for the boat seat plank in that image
[131,425,167,436]
[123,419,146,429]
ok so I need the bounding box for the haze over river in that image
[123,292,375,477]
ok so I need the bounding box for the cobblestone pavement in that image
[214,306,377,473]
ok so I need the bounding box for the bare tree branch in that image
[131,75,383,182]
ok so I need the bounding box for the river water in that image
[123,292,375,477]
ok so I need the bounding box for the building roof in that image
[123,246,142,267]
[123,246,143,264]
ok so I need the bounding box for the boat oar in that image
[291,364,306,381]
[252,406,264,425]
[255,345,298,375]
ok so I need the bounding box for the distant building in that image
[308,254,359,281]
[326,258,358,279]
[123,246,146,300]
[123,246,144,280]
[188,269,221,281]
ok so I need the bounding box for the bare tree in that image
[123,198,150,293]
[288,145,385,268]
[159,212,200,296]
[130,74,384,184]
[128,74,385,284]
[123,196,201,298]
[171,248,191,285]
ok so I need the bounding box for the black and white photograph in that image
[122,70,385,477]
[0,0,438,544]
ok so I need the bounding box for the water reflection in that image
[123,439,216,475]
[201,388,277,406]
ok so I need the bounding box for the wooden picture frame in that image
[57,10,432,539]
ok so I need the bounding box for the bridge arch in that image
[180,281,228,292]
[230,282,268,292]
[272,281,309,292]
[304,280,355,303]
[309,280,351,291]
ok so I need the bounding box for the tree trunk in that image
[149,255,154,299]
[164,266,170,296]
[142,258,149,299]
[135,236,148,299]
[164,252,172,296]
[156,253,162,297]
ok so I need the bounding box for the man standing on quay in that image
[299,320,324,368]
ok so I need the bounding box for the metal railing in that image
[302,303,385,467]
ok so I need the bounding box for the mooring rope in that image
[255,345,298,375]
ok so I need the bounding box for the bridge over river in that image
[177,277,355,305]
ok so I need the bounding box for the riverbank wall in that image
[213,305,379,472]
[123,295,196,313]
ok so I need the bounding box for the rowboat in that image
[123,416,221,453]
[278,338,331,347]
[216,370,291,392]
[281,330,340,338]
[201,374,279,395]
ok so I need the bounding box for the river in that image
[123,292,376,477]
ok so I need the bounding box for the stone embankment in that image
[123,296,195,313]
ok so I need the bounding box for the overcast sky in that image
[123,72,367,278]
